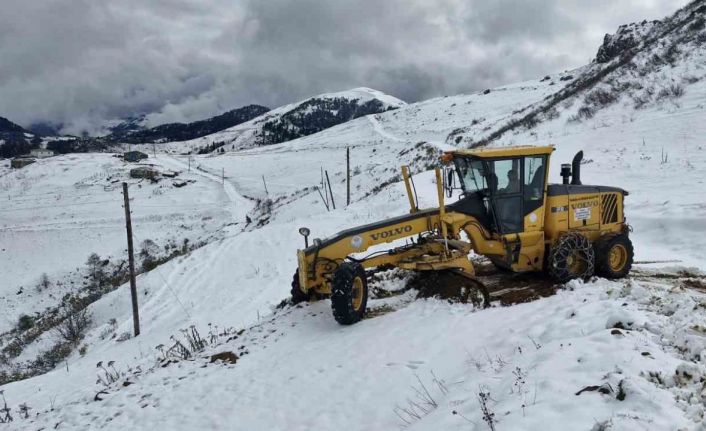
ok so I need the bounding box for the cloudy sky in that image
[0,0,687,135]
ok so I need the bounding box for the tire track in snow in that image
[367,114,404,142]
[367,114,456,152]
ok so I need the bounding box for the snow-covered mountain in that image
[152,87,406,153]
[2,1,706,429]
[0,117,37,158]
[104,105,270,144]
[0,117,27,135]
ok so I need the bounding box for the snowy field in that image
[0,154,248,334]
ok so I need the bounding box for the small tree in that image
[139,239,160,271]
[86,253,106,290]
[17,315,34,331]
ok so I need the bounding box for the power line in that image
[130,229,192,320]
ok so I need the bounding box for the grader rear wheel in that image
[548,232,595,283]
[331,263,369,325]
[595,234,634,279]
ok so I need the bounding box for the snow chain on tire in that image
[548,232,595,283]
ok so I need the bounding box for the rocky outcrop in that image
[596,21,660,63]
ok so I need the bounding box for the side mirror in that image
[298,227,310,248]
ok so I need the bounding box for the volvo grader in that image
[292,145,633,324]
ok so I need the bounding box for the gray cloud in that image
[0,0,687,135]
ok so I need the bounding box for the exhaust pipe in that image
[560,164,571,185]
[571,151,583,185]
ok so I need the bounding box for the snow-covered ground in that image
[2,3,706,428]
[0,154,249,334]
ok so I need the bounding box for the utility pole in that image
[346,147,351,206]
[122,183,140,337]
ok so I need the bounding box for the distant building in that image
[11,158,36,169]
[130,166,159,180]
[30,148,54,158]
[123,151,148,162]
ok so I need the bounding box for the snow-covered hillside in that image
[2,1,706,429]
[133,87,406,154]
[0,154,249,334]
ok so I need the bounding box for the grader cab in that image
[292,145,633,324]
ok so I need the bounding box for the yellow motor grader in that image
[292,145,633,324]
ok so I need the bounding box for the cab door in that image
[489,155,548,271]
[490,158,523,234]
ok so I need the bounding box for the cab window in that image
[523,156,546,214]
[492,159,520,195]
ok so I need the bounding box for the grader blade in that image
[412,269,490,308]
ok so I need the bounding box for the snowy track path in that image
[367,114,455,152]
[161,155,252,222]
[367,114,404,142]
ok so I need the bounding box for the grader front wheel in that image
[290,269,310,304]
[331,263,369,325]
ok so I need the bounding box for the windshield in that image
[454,157,487,193]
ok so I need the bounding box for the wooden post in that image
[316,186,330,211]
[346,147,350,206]
[188,157,191,172]
[152,143,156,157]
[320,167,328,208]
[222,168,225,185]
[325,170,336,210]
[262,175,269,195]
[122,183,140,337]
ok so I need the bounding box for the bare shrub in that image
[569,105,596,123]
[393,374,440,427]
[578,106,596,120]
[632,94,651,110]
[139,239,160,271]
[689,16,705,32]
[37,273,51,292]
[55,302,91,344]
[478,388,497,431]
[96,361,122,387]
[663,43,681,65]
[656,84,685,101]
[0,391,12,423]
[585,88,618,108]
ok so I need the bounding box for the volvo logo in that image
[370,225,413,240]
